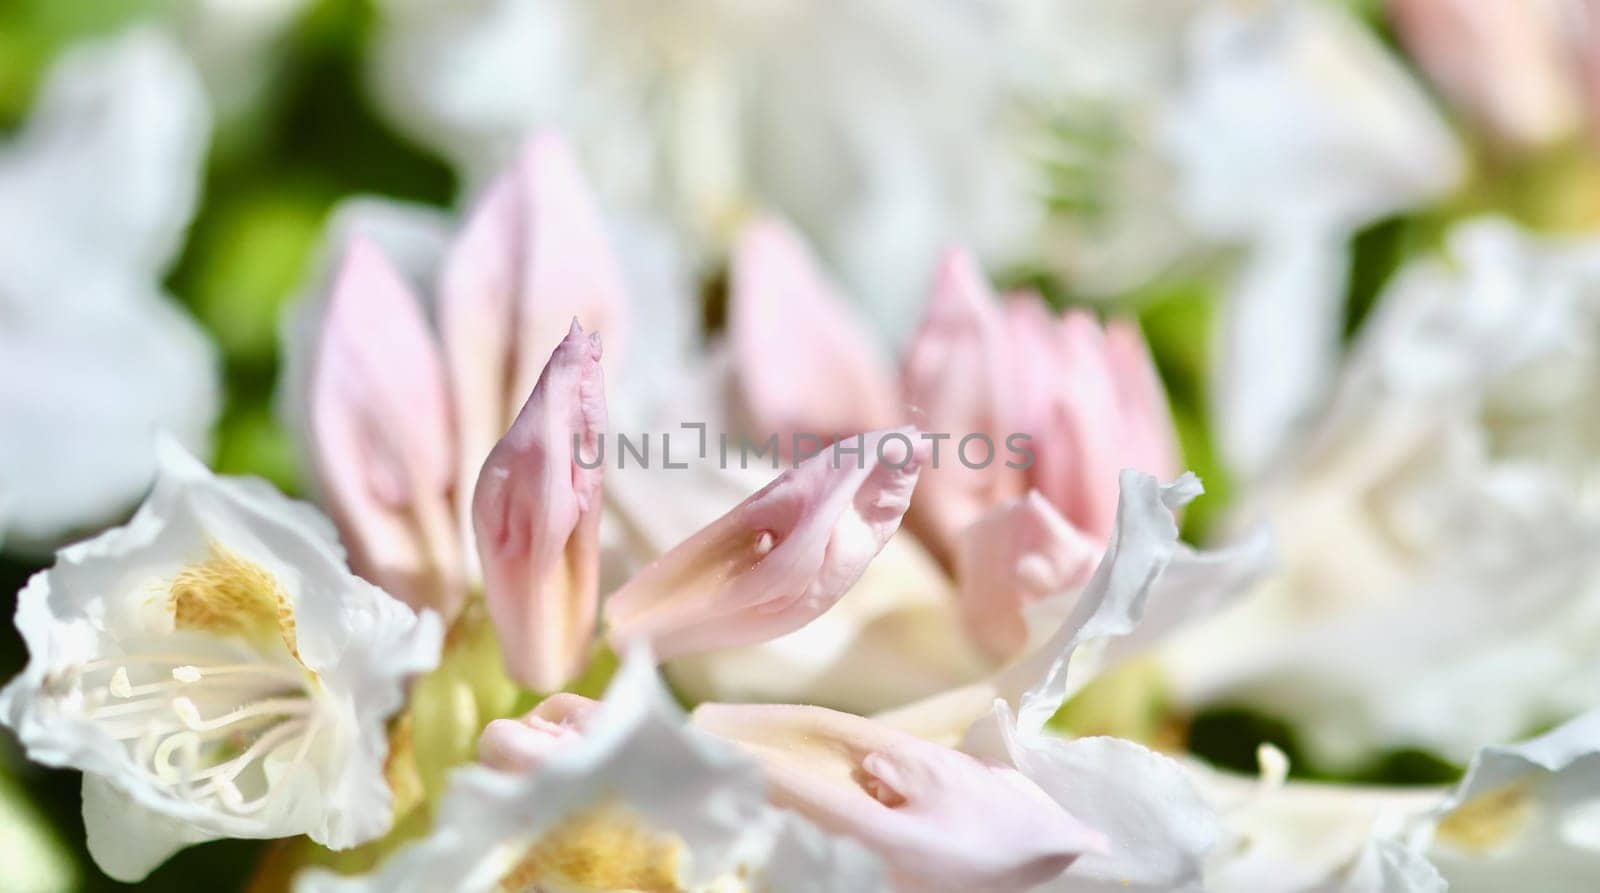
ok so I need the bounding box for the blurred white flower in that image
[0,28,220,552]
[1423,706,1600,890]
[1195,705,1600,891]
[296,649,885,893]
[0,441,442,882]
[1163,218,1600,767]
[1165,0,1465,478]
[1188,748,1446,892]
[366,0,1041,338]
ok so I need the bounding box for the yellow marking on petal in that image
[1436,781,1535,854]
[170,545,302,665]
[495,802,741,893]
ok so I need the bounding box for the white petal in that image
[0,27,208,290]
[1425,708,1600,891]
[1211,232,1349,479]
[966,703,1219,893]
[1165,1,1461,238]
[0,278,220,552]
[81,774,215,884]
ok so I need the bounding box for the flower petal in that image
[730,217,900,445]
[1424,707,1600,890]
[1391,0,1581,149]
[473,322,608,690]
[899,249,1021,564]
[954,491,1101,663]
[0,28,208,293]
[604,428,926,661]
[308,238,463,619]
[693,702,1101,892]
[477,692,601,774]
[439,132,631,515]
[665,531,989,714]
[967,701,1222,893]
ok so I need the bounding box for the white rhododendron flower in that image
[0,27,220,552]
[1163,219,1600,768]
[297,650,885,892]
[1193,707,1600,891]
[0,440,442,881]
[1165,0,1464,478]
[1422,707,1600,890]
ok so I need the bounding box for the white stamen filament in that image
[171,696,313,732]
[71,652,325,818]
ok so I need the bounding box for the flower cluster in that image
[11,1,1600,890]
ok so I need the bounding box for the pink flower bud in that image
[899,249,1022,564]
[473,322,607,690]
[1391,0,1582,149]
[730,217,900,447]
[1033,312,1179,543]
[308,238,464,618]
[478,692,602,773]
[440,133,630,545]
[604,428,926,662]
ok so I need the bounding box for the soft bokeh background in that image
[5,0,1600,888]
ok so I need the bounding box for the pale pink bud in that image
[473,322,607,691]
[899,249,1023,565]
[1002,294,1066,439]
[954,492,1101,662]
[692,703,1103,892]
[1032,313,1178,543]
[1104,317,1180,482]
[440,133,630,548]
[730,217,901,447]
[308,238,463,618]
[1390,0,1582,149]
[478,692,602,773]
[604,428,926,662]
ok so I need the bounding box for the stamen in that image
[72,639,323,818]
[152,732,202,783]
[108,668,133,698]
[208,718,323,815]
[172,696,312,732]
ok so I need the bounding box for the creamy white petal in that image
[1184,752,1444,893]
[0,28,219,551]
[1165,0,1464,478]
[0,27,209,292]
[1162,218,1600,767]
[965,703,1219,893]
[0,276,220,553]
[1424,708,1600,891]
